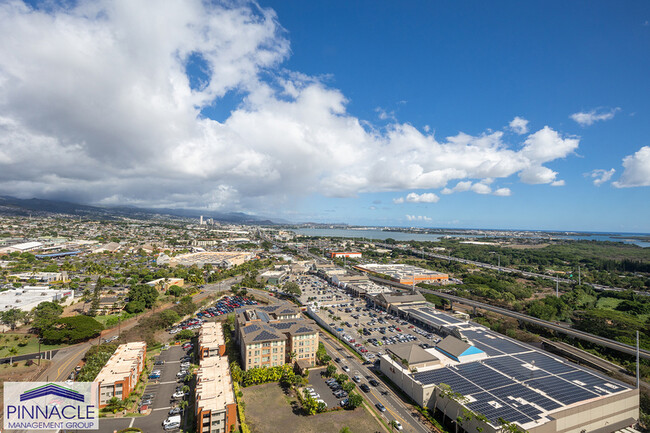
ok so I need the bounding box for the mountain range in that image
[0,195,279,225]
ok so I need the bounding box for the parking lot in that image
[98,345,193,433]
[298,276,440,360]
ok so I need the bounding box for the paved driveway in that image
[306,369,340,408]
[99,345,190,433]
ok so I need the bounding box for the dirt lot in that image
[243,383,384,433]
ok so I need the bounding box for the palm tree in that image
[8,346,18,366]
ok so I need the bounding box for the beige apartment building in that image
[235,302,319,370]
[195,327,237,433]
[95,341,146,408]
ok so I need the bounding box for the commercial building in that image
[95,342,147,408]
[0,286,74,312]
[235,302,319,370]
[368,291,427,314]
[0,241,43,254]
[379,305,638,433]
[195,322,236,433]
[10,271,68,283]
[354,263,449,285]
[157,251,254,268]
[327,251,362,259]
[260,270,287,285]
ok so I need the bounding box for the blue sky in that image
[0,1,648,232]
[259,1,650,231]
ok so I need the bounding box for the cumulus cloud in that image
[570,108,621,126]
[509,116,529,135]
[586,168,616,186]
[613,146,650,188]
[0,0,581,211]
[470,183,492,194]
[393,192,439,204]
[406,215,432,222]
[493,188,511,196]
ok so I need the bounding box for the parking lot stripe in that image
[129,417,135,428]
[160,381,178,385]
[153,406,172,411]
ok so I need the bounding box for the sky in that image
[0,1,648,232]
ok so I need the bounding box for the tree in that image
[339,428,352,433]
[1,308,27,331]
[326,364,337,377]
[31,301,63,334]
[167,285,184,297]
[283,282,301,297]
[342,381,355,393]
[346,393,363,409]
[389,420,399,431]
[8,346,18,365]
[105,397,125,414]
[175,329,194,341]
[41,316,104,344]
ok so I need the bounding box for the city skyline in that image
[0,1,648,232]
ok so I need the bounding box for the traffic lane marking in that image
[321,335,408,428]
[56,344,87,380]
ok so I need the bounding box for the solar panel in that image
[491,383,562,412]
[294,326,314,334]
[514,352,577,375]
[526,376,598,405]
[465,392,534,425]
[457,362,515,391]
[270,322,294,330]
[253,330,281,342]
[243,324,260,334]
[482,338,529,355]
[558,370,621,396]
[412,369,482,396]
[484,356,551,382]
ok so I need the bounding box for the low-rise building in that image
[235,302,319,370]
[95,342,146,408]
[369,291,427,314]
[198,322,227,360]
[0,286,74,312]
[10,271,68,283]
[354,263,449,285]
[327,251,362,259]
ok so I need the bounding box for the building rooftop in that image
[399,304,634,429]
[195,356,235,413]
[199,322,224,351]
[94,342,146,385]
[387,344,441,367]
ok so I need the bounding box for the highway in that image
[318,332,431,433]
[374,242,644,294]
[368,275,650,361]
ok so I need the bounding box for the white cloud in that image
[509,116,529,135]
[570,108,621,126]
[493,188,511,196]
[406,215,432,222]
[613,146,650,188]
[551,180,565,187]
[394,192,439,204]
[587,168,616,186]
[0,1,582,211]
[470,183,492,194]
[519,166,559,185]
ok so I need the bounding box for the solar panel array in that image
[405,307,632,427]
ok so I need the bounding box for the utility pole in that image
[556,275,559,298]
[636,331,641,389]
[578,266,581,286]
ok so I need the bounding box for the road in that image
[369,275,650,361]
[374,242,645,295]
[319,332,431,433]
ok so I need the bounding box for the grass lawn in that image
[243,383,384,433]
[0,334,65,358]
[596,297,623,310]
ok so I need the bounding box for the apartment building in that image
[198,322,227,360]
[235,303,319,370]
[95,341,146,408]
[195,324,236,433]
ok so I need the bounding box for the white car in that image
[172,390,186,399]
[393,420,403,430]
[342,366,350,372]
[163,415,181,426]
